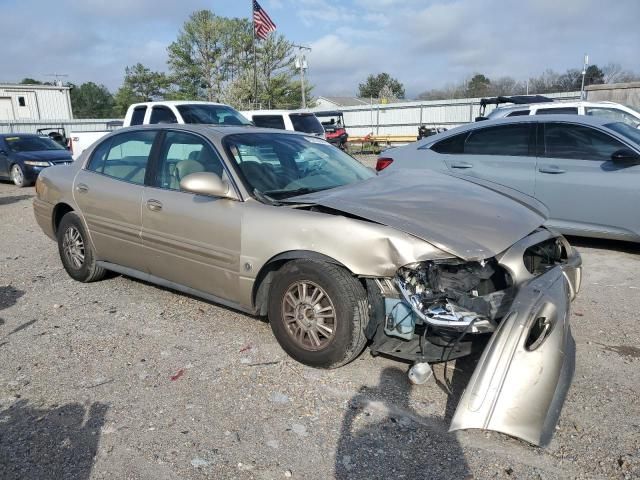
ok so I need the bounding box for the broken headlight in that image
[395,259,514,333]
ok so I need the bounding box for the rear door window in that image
[464,124,531,156]
[252,115,286,130]
[87,131,156,185]
[130,107,147,126]
[543,123,627,161]
[535,107,578,115]
[430,133,467,154]
[149,106,178,124]
[289,114,325,135]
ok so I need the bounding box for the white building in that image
[0,84,73,121]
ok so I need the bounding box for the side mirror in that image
[611,148,640,165]
[180,172,234,198]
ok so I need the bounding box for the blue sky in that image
[0,0,638,98]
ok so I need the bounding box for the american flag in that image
[253,0,276,40]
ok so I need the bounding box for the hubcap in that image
[282,281,336,351]
[11,165,23,185]
[62,226,85,269]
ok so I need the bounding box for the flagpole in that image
[252,1,258,108]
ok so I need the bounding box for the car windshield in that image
[289,114,325,135]
[605,122,640,145]
[4,136,66,152]
[176,104,251,126]
[223,133,374,200]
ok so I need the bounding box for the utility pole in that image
[292,44,311,109]
[580,54,589,100]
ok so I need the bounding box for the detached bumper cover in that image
[450,251,581,446]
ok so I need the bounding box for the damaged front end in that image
[366,229,582,446]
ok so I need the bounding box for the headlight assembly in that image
[24,160,51,167]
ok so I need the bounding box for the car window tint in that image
[88,131,155,185]
[431,133,467,154]
[252,115,286,130]
[544,123,627,161]
[464,124,530,156]
[149,107,177,124]
[585,107,640,128]
[289,114,325,135]
[130,107,147,126]
[507,110,530,117]
[154,131,226,191]
[535,107,578,115]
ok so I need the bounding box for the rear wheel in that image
[268,260,368,369]
[57,212,106,282]
[10,164,28,187]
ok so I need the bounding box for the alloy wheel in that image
[281,281,336,351]
[11,165,23,186]
[62,226,85,269]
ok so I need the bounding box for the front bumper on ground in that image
[450,251,581,446]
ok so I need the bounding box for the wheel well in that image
[52,203,74,235]
[252,251,348,316]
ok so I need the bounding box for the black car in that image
[0,134,73,187]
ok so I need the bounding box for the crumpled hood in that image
[291,169,548,260]
[11,150,72,162]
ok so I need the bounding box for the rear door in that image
[437,123,537,195]
[74,130,158,271]
[141,130,242,302]
[534,121,640,238]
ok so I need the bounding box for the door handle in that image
[538,166,566,174]
[146,199,163,212]
[450,162,473,169]
[75,183,89,193]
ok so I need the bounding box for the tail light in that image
[376,157,394,171]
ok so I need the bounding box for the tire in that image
[10,164,29,187]
[57,212,106,283]
[268,260,368,369]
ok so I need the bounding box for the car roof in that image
[106,123,318,140]
[242,109,315,116]
[0,133,41,138]
[492,100,627,113]
[130,101,231,108]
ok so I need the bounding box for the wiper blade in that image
[253,188,282,206]
[264,187,323,198]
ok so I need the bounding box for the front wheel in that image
[57,212,106,282]
[268,260,368,369]
[11,164,28,187]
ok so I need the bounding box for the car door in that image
[535,121,640,238]
[436,123,537,196]
[0,138,9,177]
[74,130,158,271]
[141,130,243,302]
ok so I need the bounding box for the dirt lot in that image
[1,180,639,480]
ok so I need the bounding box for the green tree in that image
[113,63,169,115]
[357,73,405,99]
[167,10,228,101]
[69,82,115,118]
[582,64,605,88]
[19,78,43,85]
[465,74,491,97]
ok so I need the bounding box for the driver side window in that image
[153,131,225,191]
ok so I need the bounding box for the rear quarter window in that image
[252,115,286,130]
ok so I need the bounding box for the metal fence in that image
[0,90,583,138]
[0,119,122,135]
[322,91,582,137]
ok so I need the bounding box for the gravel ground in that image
[1,179,639,480]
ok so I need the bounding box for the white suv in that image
[487,100,640,128]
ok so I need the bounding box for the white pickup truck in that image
[69,101,251,159]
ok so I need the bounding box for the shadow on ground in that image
[0,400,108,480]
[0,194,33,206]
[0,285,25,326]
[335,366,471,479]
